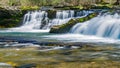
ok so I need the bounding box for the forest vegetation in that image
[0,0,119,7]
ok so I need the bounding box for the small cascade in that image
[47,10,75,28]
[56,10,74,19]
[1,10,93,32]
[22,10,48,29]
[70,13,120,39]
[22,10,92,30]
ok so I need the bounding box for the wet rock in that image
[47,10,56,19]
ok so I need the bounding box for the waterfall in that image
[70,13,120,39]
[1,10,92,32]
[22,10,48,29]
[22,10,92,30]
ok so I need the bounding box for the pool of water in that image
[0,32,120,44]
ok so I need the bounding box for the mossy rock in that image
[0,8,23,28]
[0,9,12,19]
[0,18,22,28]
[0,6,40,28]
[50,13,97,33]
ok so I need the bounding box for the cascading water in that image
[22,11,48,29]
[22,10,92,30]
[70,13,120,39]
[0,10,92,32]
[1,10,120,44]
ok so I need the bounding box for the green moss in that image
[20,6,39,11]
[50,13,97,33]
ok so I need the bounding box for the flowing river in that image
[0,10,120,64]
[0,10,120,45]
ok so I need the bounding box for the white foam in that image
[44,34,120,44]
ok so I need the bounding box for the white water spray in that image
[71,13,120,39]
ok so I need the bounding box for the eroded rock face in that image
[50,13,97,33]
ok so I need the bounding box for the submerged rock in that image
[50,13,97,33]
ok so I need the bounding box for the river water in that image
[0,10,120,45]
[0,10,120,63]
